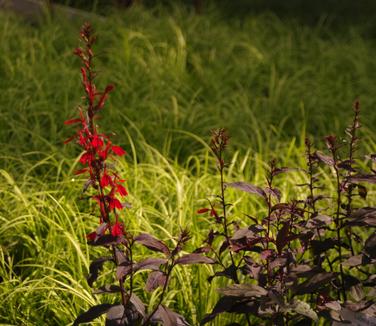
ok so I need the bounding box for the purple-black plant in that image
[198,102,376,325]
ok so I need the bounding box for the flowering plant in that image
[66,23,213,326]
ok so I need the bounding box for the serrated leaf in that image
[176,253,215,265]
[217,284,267,298]
[134,233,170,256]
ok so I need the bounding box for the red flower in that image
[111,222,123,237]
[92,135,104,149]
[100,173,112,188]
[80,152,94,165]
[116,184,128,197]
[109,197,123,210]
[86,231,96,241]
[112,145,126,156]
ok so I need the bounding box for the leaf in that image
[106,305,125,325]
[130,293,146,318]
[93,284,121,294]
[264,187,281,201]
[151,305,190,326]
[343,255,363,267]
[276,222,290,254]
[201,296,258,325]
[89,234,121,247]
[226,182,266,198]
[292,272,335,295]
[134,233,170,256]
[134,258,167,271]
[365,233,376,258]
[114,247,128,266]
[217,284,267,298]
[286,299,318,321]
[87,256,113,287]
[116,264,132,281]
[349,174,376,184]
[315,151,335,166]
[310,239,337,255]
[145,271,167,292]
[325,301,342,311]
[272,167,301,176]
[176,253,215,265]
[74,304,114,325]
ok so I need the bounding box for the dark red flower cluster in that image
[65,23,127,239]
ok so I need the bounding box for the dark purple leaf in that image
[264,187,281,201]
[272,167,301,176]
[130,294,146,318]
[175,253,215,265]
[343,255,363,267]
[74,304,114,325]
[89,234,122,247]
[217,284,267,297]
[357,185,367,199]
[201,296,258,324]
[134,258,167,271]
[134,233,170,256]
[87,256,113,287]
[310,239,337,255]
[145,271,167,292]
[116,264,132,281]
[114,247,128,265]
[151,305,190,326]
[292,272,335,295]
[93,284,121,294]
[349,174,376,184]
[226,182,266,198]
[365,233,376,258]
[276,222,290,254]
[325,301,341,311]
[315,151,334,166]
[106,305,125,326]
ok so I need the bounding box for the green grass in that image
[0,1,376,325]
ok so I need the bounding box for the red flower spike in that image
[197,208,210,214]
[111,145,126,156]
[111,222,123,237]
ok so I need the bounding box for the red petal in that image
[197,208,210,214]
[64,118,81,125]
[100,173,112,188]
[109,198,123,210]
[74,168,89,175]
[63,135,76,144]
[86,231,96,241]
[111,145,126,156]
[111,222,123,237]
